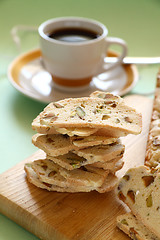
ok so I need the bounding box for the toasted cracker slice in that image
[31,159,108,188]
[24,163,95,192]
[27,161,66,188]
[97,173,118,193]
[32,116,98,136]
[59,165,109,188]
[47,152,89,170]
[32,115,58,134]
[91,157,124,172]
[32,133,74,157]
[47,141,124,170]
[117,212,159,240]
[24,163,117,193]
[32,133,118,158]
[32,95,142,137]
[73,141,125,163]
[71,135,117,148]
[90,91,123,103]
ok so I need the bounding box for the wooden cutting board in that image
[0,95,153,240]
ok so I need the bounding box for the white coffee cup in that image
[38,17,127,92]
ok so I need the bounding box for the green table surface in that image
[0,0,160,239]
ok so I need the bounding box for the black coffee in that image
[48,28,100,42]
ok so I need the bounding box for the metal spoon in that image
[104,56,160,65]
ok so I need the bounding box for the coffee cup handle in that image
[97,37,128,79]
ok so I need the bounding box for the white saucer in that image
[8,49,138,103]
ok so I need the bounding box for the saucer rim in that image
[8,48,139,103]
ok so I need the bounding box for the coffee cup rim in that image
[38,16,108,45]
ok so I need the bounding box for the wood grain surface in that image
[0,95,153,240]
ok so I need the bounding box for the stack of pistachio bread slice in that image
[24,91,142,193]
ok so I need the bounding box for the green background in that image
[0,0,160,239]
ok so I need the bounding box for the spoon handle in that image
[104,56,160,65]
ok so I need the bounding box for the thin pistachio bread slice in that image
[24,162,117,193]
[71,135,117,148]
[117,212,159,240]
[73,140,125,163]
[117,165,160,239]
[32,133,118,157]
[47,152,91,170]
[91,157,124,172]
[31,159,108,188]
[90,91,123,103]
[32,133,75,157]
[32,115,98,136]
[46,141,124,170]
[47,150,123,171]
[32,94,142,138]
[24,163,97,192]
